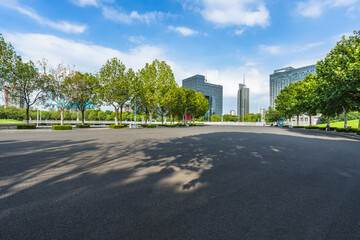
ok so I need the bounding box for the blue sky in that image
[1,0,360,114]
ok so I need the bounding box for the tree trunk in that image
[120,105,123,125]
[309,115,312,126]
[81,110,85,125]
[297,114,299,126]
[115,108,119,125]
[326,115,331,131]
[343,106,348,128]
[145,112,148,124]
[26,106,30,124]
[358,117,360,129]
[161,113,164,124]
[149,112,153,124]
[61,108,64,125]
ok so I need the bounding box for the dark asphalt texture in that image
[0,126,360,240]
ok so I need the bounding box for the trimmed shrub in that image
[195,122,204,125]
[141,124,157,128]
[293,126,305,128]
[76,124,90,128]
[336,127,358,133]
[357,129,360,135]
[109,125,124,129]
[304,126,319,129]
[16,124,36,129]
[52,125,72,130]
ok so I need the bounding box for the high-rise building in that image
[270,65,316,107]
[237,83,249,118]
[182,75,223,116]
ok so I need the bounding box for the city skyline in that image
[0,0,359,113]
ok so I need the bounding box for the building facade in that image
[182,75,223,116]
[230,110,236,116]
[237,83,249,118]
[270,65,316,108]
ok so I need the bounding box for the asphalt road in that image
[1,126,359,240]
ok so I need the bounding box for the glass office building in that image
[270,65,316,107]
[182,75,223,116]
[237,83,249,117]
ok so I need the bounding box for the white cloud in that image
[295,0,360,17]
[102,6,168,24]
[128,35,146,44]
[234,29,245,35]
[259,45,282,54]
[70,0,100,7]
[259,41,325,55]
[0,0,87,33]
[168,26,199,36]
[296,0,323,17]
[4,32,166,74]
[187,0,270,27]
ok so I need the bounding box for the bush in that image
[304,126,319,129]
[141,124,157,128]
[336,127,358,133]
[357,129,360,135]
[109,125,124,129]
[52,125,72,130]
[158,124,176,127]
[293,126,305,128]
[16,124,36,129]
[76,124,90,128]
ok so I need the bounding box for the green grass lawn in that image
[315,119,359,129]
[0,119,25,124]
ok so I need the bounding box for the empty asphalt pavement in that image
[1,126,359,239]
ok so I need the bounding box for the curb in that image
[289,128,360,141]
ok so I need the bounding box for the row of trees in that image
[274,30,360,129]
[0,33,209,125]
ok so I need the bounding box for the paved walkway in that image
[1,126,359,239]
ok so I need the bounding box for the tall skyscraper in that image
[237,82,249,118]
[182,75,223,116]
[270,65,316,107]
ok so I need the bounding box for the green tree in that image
[98,58,134,125]
[275,83,297,125]
[47,63,76,125]
[211,114,221,122]
[192,92,209,123]
[6,60,48,124]
[68,72,98,125]
[317,31,360,128]
[0,33,21,91]
[265,107,281,123]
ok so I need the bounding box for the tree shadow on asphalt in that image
[1,131,360,240]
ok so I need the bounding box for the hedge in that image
[16,124,36,129]
[76,124,90,128]
[141,124,157,128]
[335,127,358,133]
[52,125,72,130]
[109,124,125,129]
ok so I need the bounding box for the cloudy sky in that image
[1,0,359,114]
